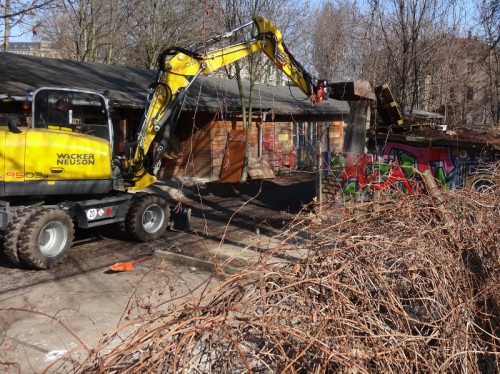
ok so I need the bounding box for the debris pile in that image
[77,172,499,373]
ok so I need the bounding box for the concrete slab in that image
[0,259,217,373]
[153,227,309,276]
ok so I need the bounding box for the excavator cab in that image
[32,88,113,142]
[0,87,117,198]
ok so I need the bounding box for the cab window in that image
[33,89,110,141]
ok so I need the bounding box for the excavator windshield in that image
[32,88,112,141]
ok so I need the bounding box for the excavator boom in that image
[126,16,326,189]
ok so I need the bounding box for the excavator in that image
[0,16,375,269]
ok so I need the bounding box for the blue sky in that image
[311,0,481,32]
[2,0,483,44]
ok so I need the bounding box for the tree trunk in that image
[3,0,10,52]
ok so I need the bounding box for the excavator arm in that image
[124,16,327,190]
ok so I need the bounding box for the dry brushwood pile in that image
[75,175,499,373]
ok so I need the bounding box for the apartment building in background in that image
[420,33,499,128]
[1,40,61,59]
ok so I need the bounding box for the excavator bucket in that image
[327,80,376,101]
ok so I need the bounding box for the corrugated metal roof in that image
[0,52,349,116]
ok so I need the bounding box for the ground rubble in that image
[80,180,499,373]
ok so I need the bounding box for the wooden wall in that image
[159,112,295,180]
[158,112,344,181]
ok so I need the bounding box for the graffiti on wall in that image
[383,142,498,191]
[262,134,296,170]
[325,141,498,197]
[326,152,421,197]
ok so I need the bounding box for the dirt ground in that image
[154,170,317,262]
[0,171,318,373]
[0,170,317,293]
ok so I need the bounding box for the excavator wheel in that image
[125,193,170,242]
[17,208,74,270]
[1,207,43,266]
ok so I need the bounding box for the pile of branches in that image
[76,178,499,373]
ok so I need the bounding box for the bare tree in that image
[217,0,311,181]
[36,0,204,66]
[309,0,494,128]
[368,0,461,114]
[399,0,498,128]
[123,0,205,69]
[1,0,55,51]
[100,0,137,65]
[311,0,367,82]
[37,0,111,61]
[476,0,500,125]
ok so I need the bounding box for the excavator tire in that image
[17,208,74,270]
[1,207,43,266]
[125,193,170,242]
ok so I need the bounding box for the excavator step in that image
[169,208,191,232]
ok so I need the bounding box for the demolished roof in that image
[0,52,349,117]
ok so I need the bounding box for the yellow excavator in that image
[0,16,372,269]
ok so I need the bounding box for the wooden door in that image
[219,130,248,182]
